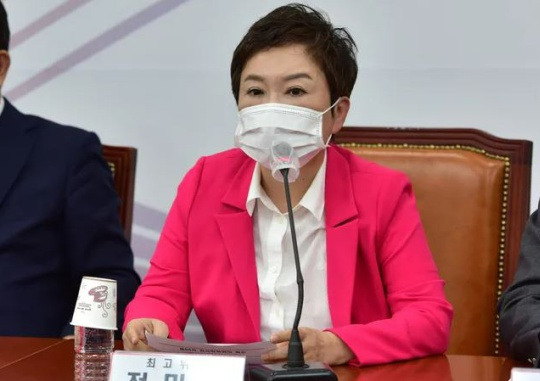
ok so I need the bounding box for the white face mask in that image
[234,98,340,176]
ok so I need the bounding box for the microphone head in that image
[271,141,299,182]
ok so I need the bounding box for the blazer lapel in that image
[215,158,260,339]
[325,146,359,328]
[0,99,37,209]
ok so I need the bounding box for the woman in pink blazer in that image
[123,4,453,367]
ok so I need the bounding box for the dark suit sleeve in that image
[498,199,540,362]
[62,132,141,338]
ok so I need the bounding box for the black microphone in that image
[249,142,336,381]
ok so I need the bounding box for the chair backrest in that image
[102,145,137,242]
[333,127,532,356]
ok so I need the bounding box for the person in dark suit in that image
[498,198,540,364]
[0,3,140,338]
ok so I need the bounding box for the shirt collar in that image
[301,154,326,221]
[0,97,5,118]
[246,163,265,215]
[246,153,327,221]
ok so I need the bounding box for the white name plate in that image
[109,351,245,381]
[512,367,540,381]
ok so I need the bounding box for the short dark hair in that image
[230,3,358,105]
[0,1,10,51]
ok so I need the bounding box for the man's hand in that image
[262,327,354,365]
[122,318,169,351]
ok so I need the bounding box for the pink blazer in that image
[125,145,453,366]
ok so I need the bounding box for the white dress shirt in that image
[246,156,333,340]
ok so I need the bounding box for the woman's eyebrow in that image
[243,74,265,82]
[283,72,313,81]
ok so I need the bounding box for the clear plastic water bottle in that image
[74,326,114,381]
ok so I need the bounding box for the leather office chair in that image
[102,145,137,243]
[333,127,532,356]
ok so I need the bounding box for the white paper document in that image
[146,332,276,365]
[511,367,540,381]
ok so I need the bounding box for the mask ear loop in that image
[324,133,333,147]
[320,97,342,147]
[319,96,342,116]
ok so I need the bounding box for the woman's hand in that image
[122,318,169,351]
[262,327,354,365]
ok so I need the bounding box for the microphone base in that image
[249,362,337,380]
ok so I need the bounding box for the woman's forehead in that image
[241,44,323,81]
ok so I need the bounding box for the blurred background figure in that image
[0,2,140,338]
[499,198,540,364]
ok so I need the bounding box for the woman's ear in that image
[331,96,351,134]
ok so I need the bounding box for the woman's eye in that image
[287,87,306,96]
[247,88,264,96]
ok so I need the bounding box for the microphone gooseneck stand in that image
[249,168,337,381]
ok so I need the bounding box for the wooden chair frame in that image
[102,145,137,242]
[333,126,532,354]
